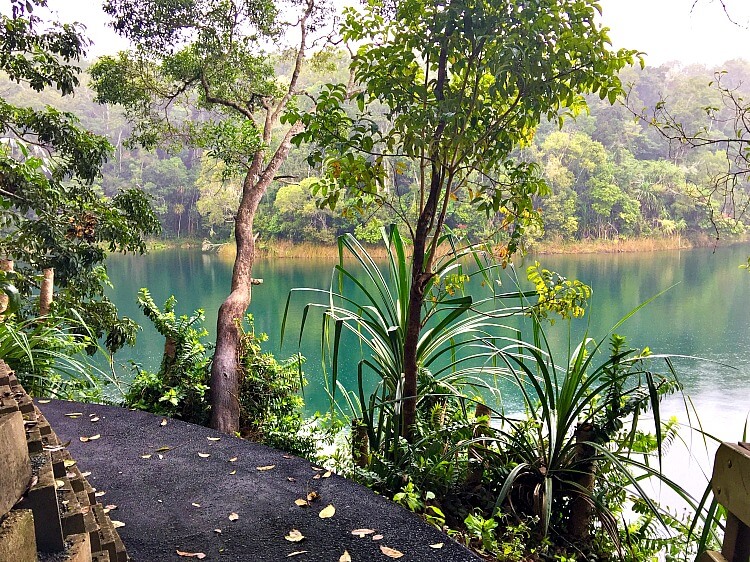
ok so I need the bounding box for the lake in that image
[105,243,750,503]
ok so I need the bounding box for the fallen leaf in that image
[191,502,201,507]
[285,529,305,542]
[322,471,332,478]
[339,551,351,562]
[294,499,308,507]
[229,470,236,475]
[228,512,239,521]
[141,454,152,459]
[351,529,375,537]
[256,465,275,471]
[312,474,321,480]
[287,477,296,482]
[111,520,125,529]
[155,446,171,452]
[90,416,100,422]
[80,471,91,477]
[63,459,76,468]
[65,412,83,418]
[429,543,444,549]
[379,545,403,558]
[55,479,65,489]
[318,504,335,519]
[311,467,323,471]
[282,455,292,459]
[38,399,51,404]
[287,551,308,557]
[105,504,117,510]
[198,453,210,458]
[306,491,319,502]
[95,491,106,497]
[160,418,167,426]
[176,550,206,559]
[79,435,101,443]
[158,454,164,460]
[213,529,222,534]
[372,534,383,541]
[229,457,238,462]
[207,437,221,441]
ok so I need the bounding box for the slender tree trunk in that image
[0,259,13,315]
[567,422,597,541]
[39,268,54,316]
[209,126,301,434]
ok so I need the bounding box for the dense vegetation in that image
[3,59,750,247]
[0,0,742,560]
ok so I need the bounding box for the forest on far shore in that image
[4,55,749,248]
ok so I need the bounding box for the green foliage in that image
[237,316,316,459]
[526,261,591,323]
[0,4,160,352]
[125,289,211,424]
[0,313,111,401]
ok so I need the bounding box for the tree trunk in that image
[566,422,597,541]
[209,126,301,434]
[209,169,264,434]
[0,259,13,315]
[39,268,54,316]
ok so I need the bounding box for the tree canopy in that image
[291,0,640,438]
[0,0,160,352]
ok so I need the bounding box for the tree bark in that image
[209,125,302,434]
[39,268,54,316]
[567,422,597,541]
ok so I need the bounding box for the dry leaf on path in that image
[322,471,332,478]
[207,437,220,441]
[294,499,308,507]
[351,528,375,537]
[111,521,125,529]
[228,512,239,521]
[214,529,222,534]
[141,454,152,459]
[339,551,351,562]
[318,504,335,519]
[79,434,100,442]
[287,477,296,482]
[38,399,51,404]
[155,446,171,452]
[429,543,444,549]
[198,453,210,458]
[176,550,206,559]
[285,529,305,542]
[65,412,83,418]
[379,545,404,558]
[372,534,383,541]
[229,470,236,475]
[90,416,100,422]
[160,418,167,426]
[256,465,275,471]
[191,502,201,507]
[306,491,319,502]
[286,551,308,557]
[229,457,238,462]
[63,459,76,468]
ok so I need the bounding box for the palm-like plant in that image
[284,226,529,462]
[490,316,695,547]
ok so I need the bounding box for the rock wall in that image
[0,361,127,562]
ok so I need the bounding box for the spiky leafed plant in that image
[284,225,530,466]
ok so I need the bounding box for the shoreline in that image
[146,233,748,260]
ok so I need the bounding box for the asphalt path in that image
[39,400,480,562]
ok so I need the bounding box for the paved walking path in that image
[39,400,480,562]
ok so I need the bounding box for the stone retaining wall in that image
[0,361,127,562]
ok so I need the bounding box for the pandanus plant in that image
[283,225,531,464]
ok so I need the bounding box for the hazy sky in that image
[41,0,750,66]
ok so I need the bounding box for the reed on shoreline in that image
[149,233,747,260]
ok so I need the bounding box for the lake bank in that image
[146,233,748,261]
